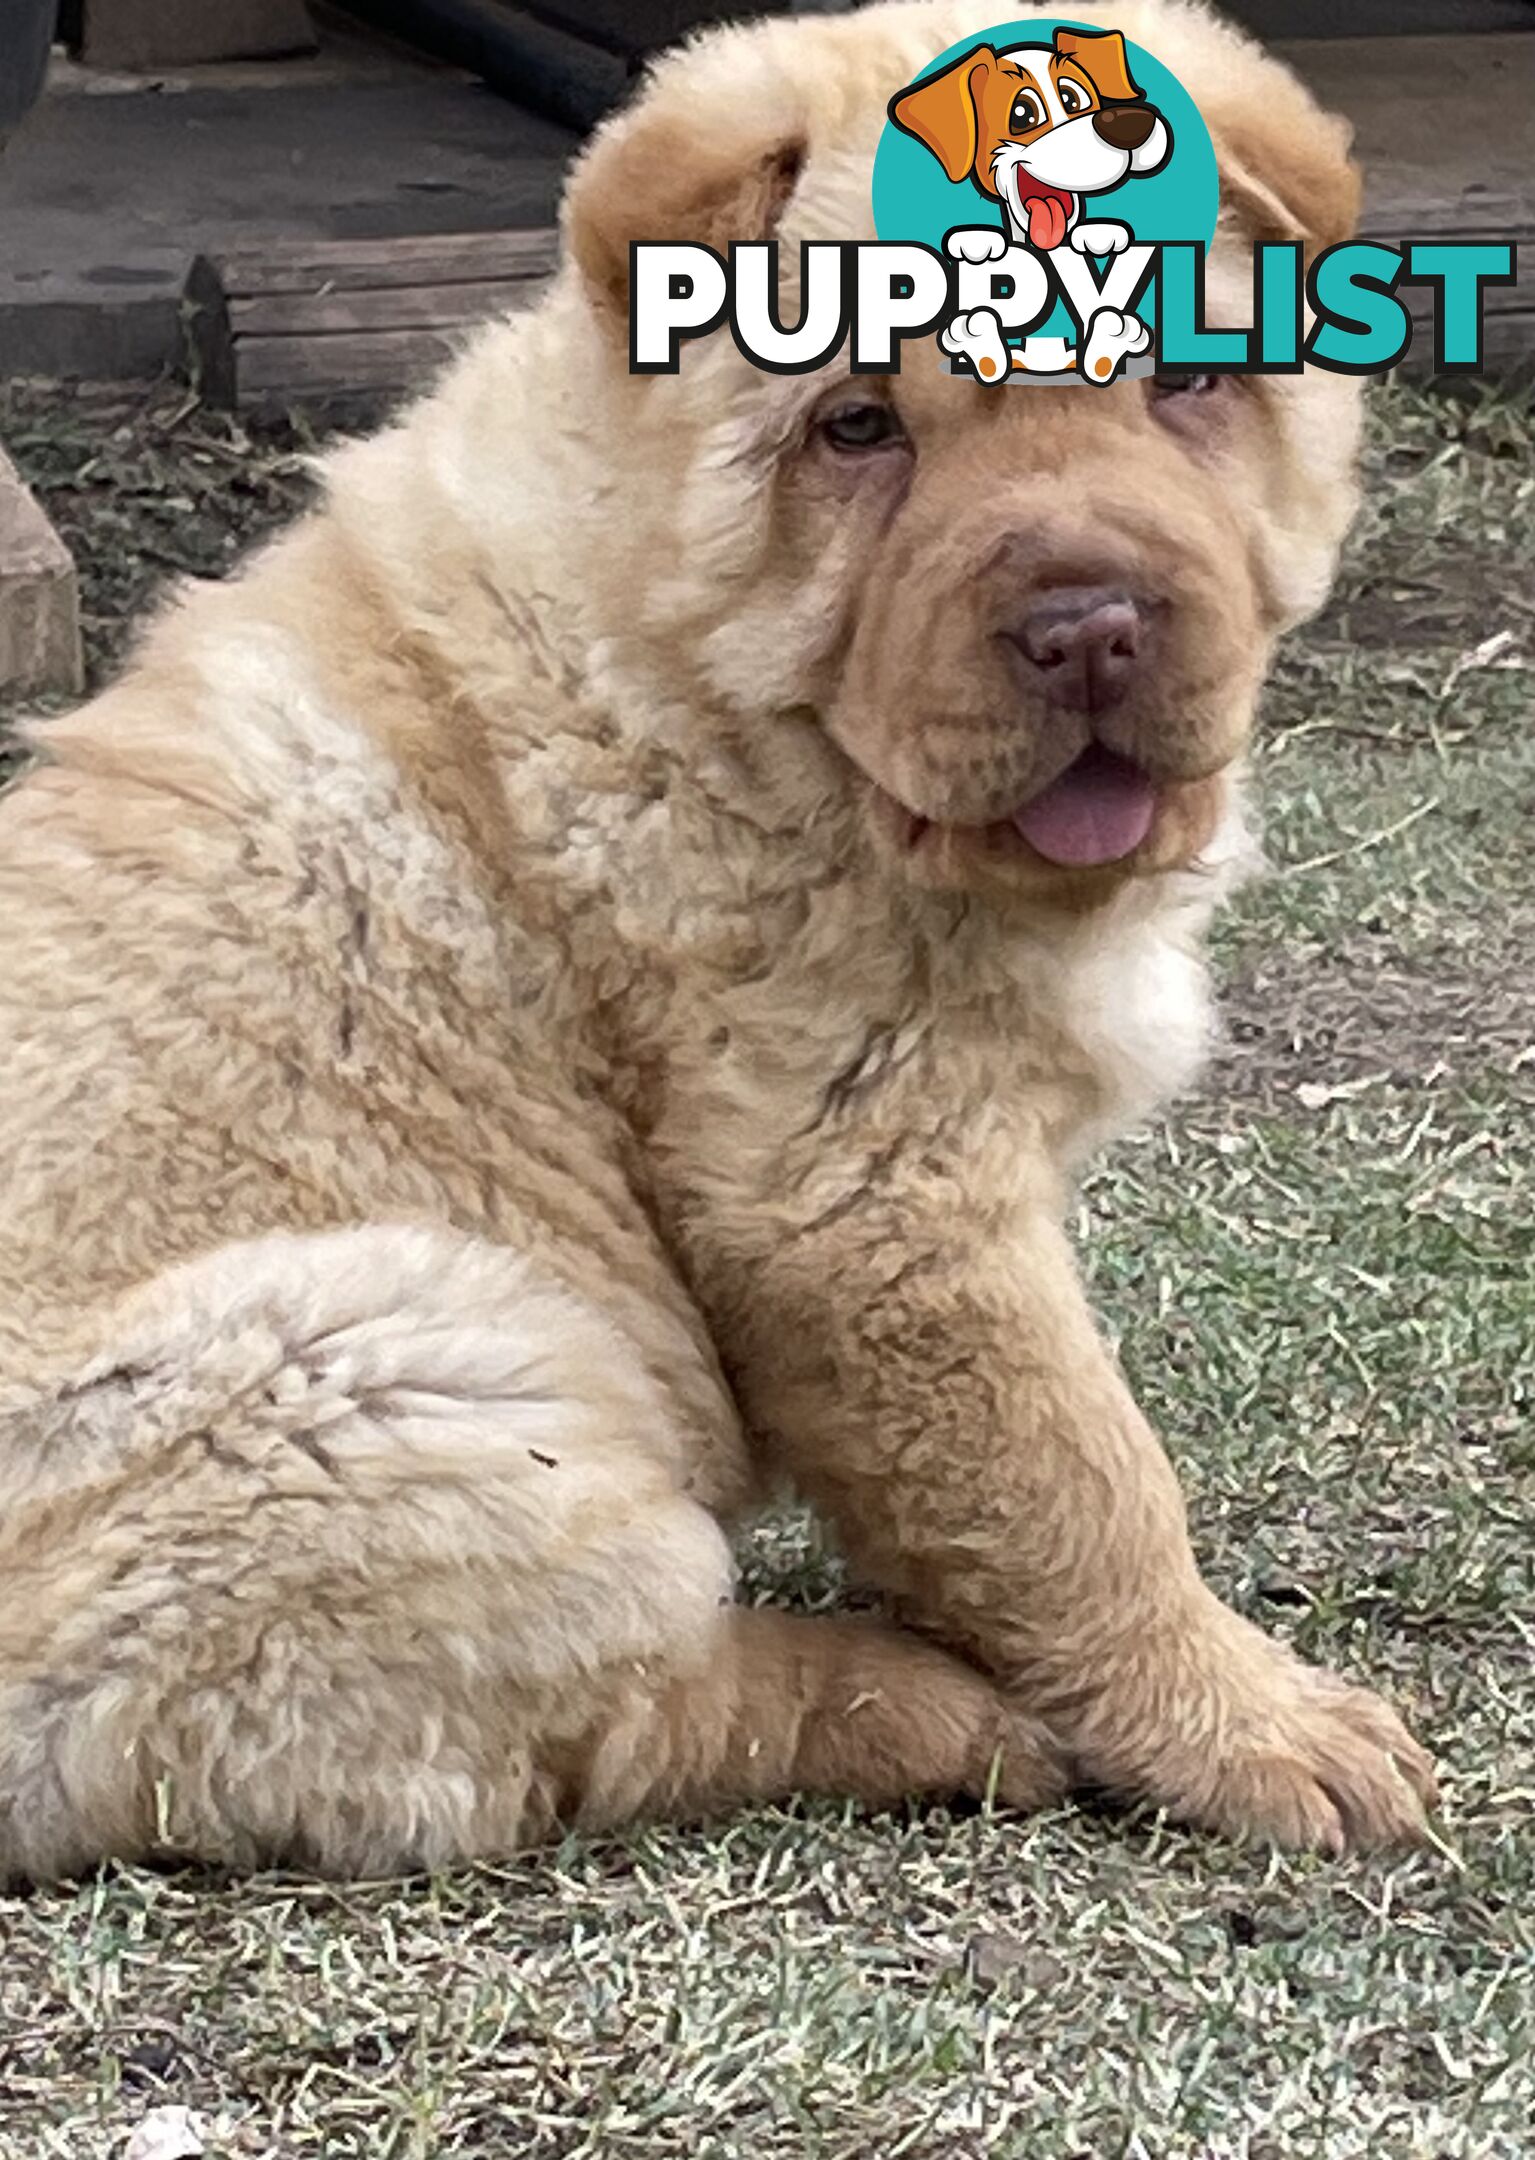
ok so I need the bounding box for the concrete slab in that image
[1237,0,1531,33]
[0,448,83,699]
[0,18,577,379]
[70,0,318,71]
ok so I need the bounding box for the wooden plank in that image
[234,326,473,400]
[209,230,559,298]
[183,256,237,411]
[0,448,83,701]
[1362,221,1532,250]
[1395,302,1535,380]
[229,280,542,339]
[183,230,559,409]
[1479,311,1535,377]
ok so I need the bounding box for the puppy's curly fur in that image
[0,1,1434,1878]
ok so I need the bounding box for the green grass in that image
[0,378,1531,2157]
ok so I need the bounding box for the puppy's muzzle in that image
[1092,106,1158,151]
[1004,586,1144,715]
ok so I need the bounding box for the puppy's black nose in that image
[1093,105,1156,151]
[1006,587,1142,713]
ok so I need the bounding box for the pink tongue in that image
[1025,194,1069,251]
[1012,747,1158,867]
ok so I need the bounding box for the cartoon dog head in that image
[891,29,1171,250]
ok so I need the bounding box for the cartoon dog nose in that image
[1092,106,1157,151]
[1007,587,1143,712]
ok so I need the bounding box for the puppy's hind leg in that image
[0,1224,741,1878]
[0,1225,1061,1880]
[572,1605,1067,1832]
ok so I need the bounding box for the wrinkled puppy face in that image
[565,8,1363,906]
[810,363,1269,894]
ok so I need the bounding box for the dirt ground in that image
[0,376,1530,2158]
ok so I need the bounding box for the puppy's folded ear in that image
[1205,78,1360,256]
[1053,28,1143,105]
[889,45,998,184]
[565,87,805,323]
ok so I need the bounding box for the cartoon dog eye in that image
[1057,78,1090,114]
[1008,88,1044,132]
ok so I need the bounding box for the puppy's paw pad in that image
[946,226,1010,265]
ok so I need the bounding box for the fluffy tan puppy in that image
[0,0,1436,1878]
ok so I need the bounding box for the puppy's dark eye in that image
[1010,91,1044,132]
[1151,371,1222,400]
[818,402,907,452]
[1058,80,1089,115]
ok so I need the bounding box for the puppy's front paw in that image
[1193,1646,1439,1853]
[1120,1605,1439,1851]
[1040,1599,1437,1851]
[1070,220,1132,257]
[945,226,1009,266]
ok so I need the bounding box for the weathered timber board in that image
[184,230,559,409]
[0,446,84,701]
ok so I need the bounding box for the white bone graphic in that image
[939,307,1012,384]
[1079,306,1150,385]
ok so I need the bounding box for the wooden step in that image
[184,229,560,410]
[1358,194,1531,378]
[0,447,83,702]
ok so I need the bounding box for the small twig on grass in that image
[1438,628,1521,699]
[1285,796,1440,875]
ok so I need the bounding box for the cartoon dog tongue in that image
[1012,746,1157,867]
[1021,183,1074,251]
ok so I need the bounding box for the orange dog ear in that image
[889,44,997,184]
[1053,28,1143,104]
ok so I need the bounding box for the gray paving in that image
[0,20,577,377]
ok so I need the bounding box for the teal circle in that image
[873,17,1217,250]
[872,17,1218,348]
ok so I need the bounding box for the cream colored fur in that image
[0,0,1434,1878]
